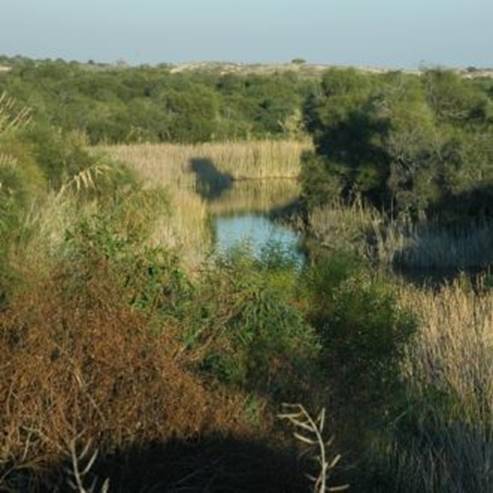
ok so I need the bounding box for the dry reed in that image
[309,202,493,269]
[279,404,349,493]
[101,140,310,183]
[383,280,493,491]
[400,280,493,426]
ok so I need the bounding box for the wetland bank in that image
[1,57,493,492]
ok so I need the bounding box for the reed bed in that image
[389,222,493,270]
[101,140,309,265]
[101,140,310,183]
[308,202,493,270]
[207,179,301,216]
[400,280,493,427]
[382,281,493,492]
[150,188,211,267]
[307,201,383,257]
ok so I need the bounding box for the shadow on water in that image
[189,157,234,200]
[16,434,307,493]
[187,157,305,263]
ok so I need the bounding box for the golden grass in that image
[308,202,493,269]
[308,201,493,489]
[149,188,211,267]
[101,140,310,182]
[384,280,493,491]
[208,179,301,216]
[400,280,493,425]
[307,201,383,257]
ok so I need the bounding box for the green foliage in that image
[302,68,493,221]
[185,250,320,396]
[0,57,316,144]
[65,212,192,319]
[304,251,416,400]
[63,220,319,398]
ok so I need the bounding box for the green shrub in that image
[186,251,320,397]
[304,251,416,401]
[0,57,316,144]
[302,68,493,221]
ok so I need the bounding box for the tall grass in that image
[308,202,493,270]
[374,280,493,492]
[307,200,383,258]
[387,222,493,270]
[208,179,301,216]
[400,279,493,428]
[102,140,310,182]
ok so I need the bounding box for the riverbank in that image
[100,140,309,266]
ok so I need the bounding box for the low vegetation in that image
[1,60,493,492]
[371,280,493,492]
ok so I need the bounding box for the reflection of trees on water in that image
[207,179,301,216]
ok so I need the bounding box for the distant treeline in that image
[301,68,493,220]
[0,55,316,144]
[2,55,493,221]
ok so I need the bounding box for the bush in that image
[302,68,493,221]
[0,262,253,488]
[184,250,320,397]
[0,57,316,143]
[304,251,416,401]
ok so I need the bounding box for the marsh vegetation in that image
[1,58,493,492]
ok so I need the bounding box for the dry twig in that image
[279,404,349,493]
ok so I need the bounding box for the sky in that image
[1,0,492,68]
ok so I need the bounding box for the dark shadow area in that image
[190,157,234,200]
[378,184,493,287]
[431,183,493,223]
[6,434,309,493]
[268,196,304,222]
[392,264,493,290]
[368,416,493,492]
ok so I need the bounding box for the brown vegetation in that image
[0,262,254,488]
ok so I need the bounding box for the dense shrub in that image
[0,57,316,144]
[183,250,320,397]
[302,68,493,221]
[0,263,254,486]
[304,251,416,402]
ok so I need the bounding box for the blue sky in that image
[1,0,491,67]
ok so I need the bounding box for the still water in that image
[205,179,304,262]
[214,213,303,261]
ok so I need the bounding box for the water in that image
[204,179,304,263]
[214,213,304,263]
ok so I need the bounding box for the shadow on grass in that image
[190,157,234,200]
[10,434,307,493]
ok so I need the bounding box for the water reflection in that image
[206,179,304,262]
[207,179,300,215]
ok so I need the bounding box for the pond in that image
[204,179,305,263]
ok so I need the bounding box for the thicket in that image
[0,90,421,491]
[0,56,315,144]
[301,68,493,222]
[2,60,492,490]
